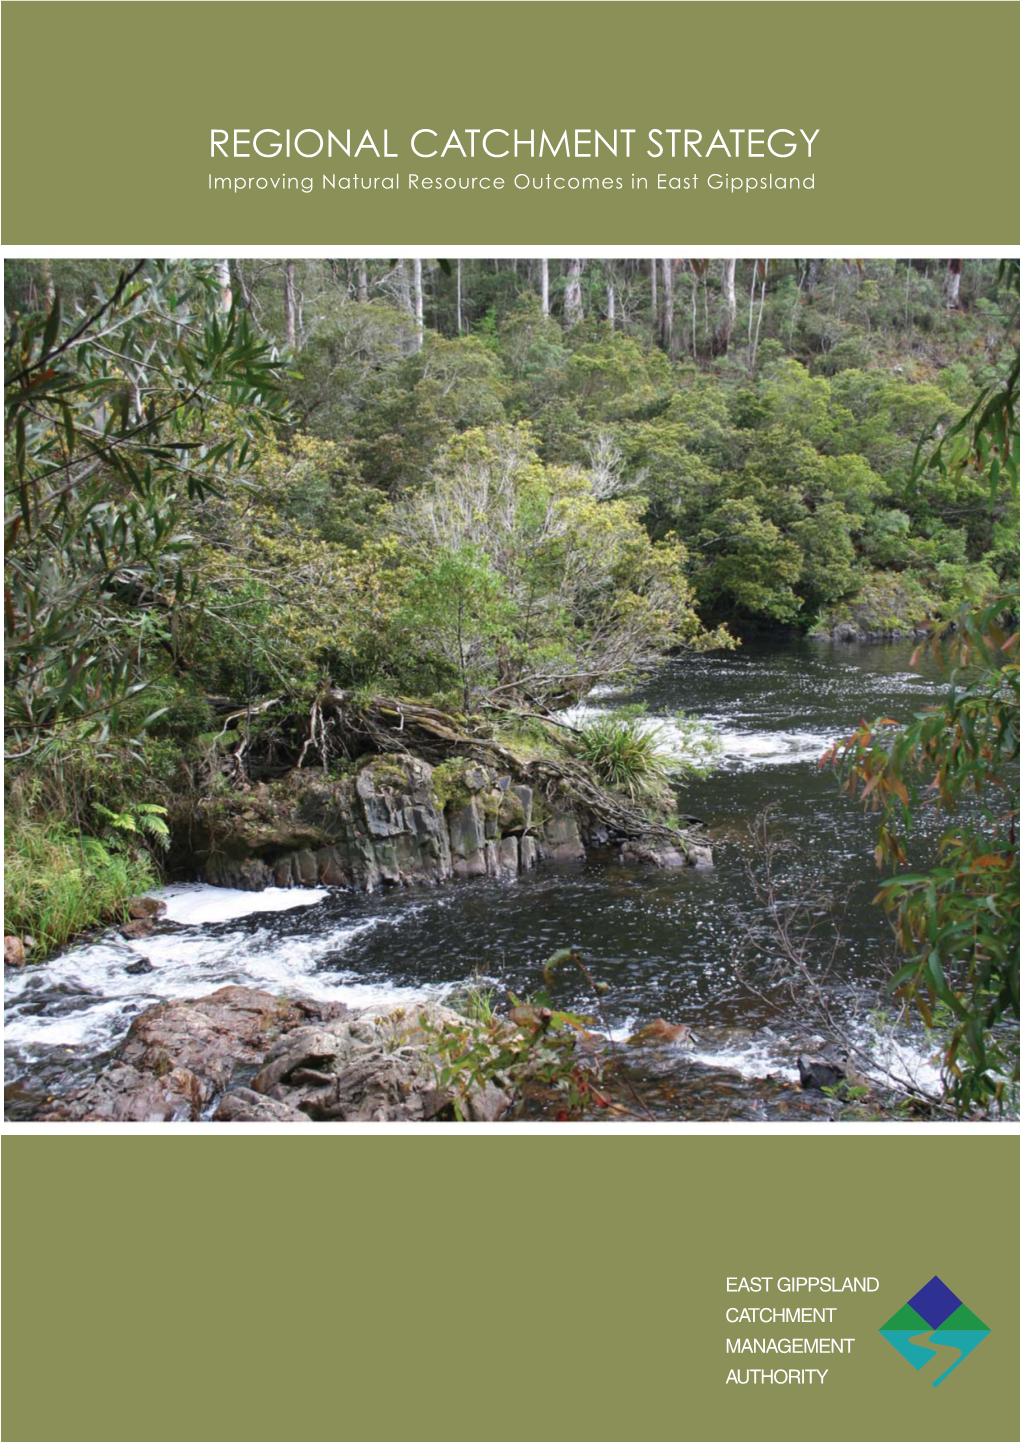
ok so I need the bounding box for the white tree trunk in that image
[563,259,584,327]
[283,260,296,347]
[650,259,657,332]
[689,265,698,358]
[660,259,674,352]
[412,258,424,350]
[216,258,232,314]
[750,261,768,365]
[540,258,550,317]
[357,261,369,302]
[721,259,737,351]
[946,259,962,309]
[606,282,615,327]
[456,259,463,333]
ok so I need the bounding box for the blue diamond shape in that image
[908,1276,962,1330]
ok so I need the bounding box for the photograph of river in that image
[7,637,953,1120]
[5,257,1018,1123]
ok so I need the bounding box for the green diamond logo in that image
[879,1276,990,1386]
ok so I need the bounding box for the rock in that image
[619,840,687,869]
[497,835,520,876]
[832,621,862,645]
[543,812,585,862]
[797,1051,848,1091]
[497,786,529,834]
[685,840,714,868]
[463,1082,511,1122]
[629,1019,696,1047]
[126,896,166,920]
[250,1027,346,1094]
[124,957,155,975]
[185,746,710,894]
[212,1088,311,1122]
[119,917,154,940]
[45,987,333,1122]
[45,989,511,1124]
[4,936,26,968]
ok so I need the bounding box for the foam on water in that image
[556,702,837,773]
[4,884,450,1077]
[157,882,329,925]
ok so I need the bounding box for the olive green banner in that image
[2,1136,1014,1440]
[2,1,1018,243]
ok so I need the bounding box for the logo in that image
[879,1276,989,1387]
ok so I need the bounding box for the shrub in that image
[570,713,677,797]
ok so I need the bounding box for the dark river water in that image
[5,639,953,1119]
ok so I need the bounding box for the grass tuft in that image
[4,818,155,958]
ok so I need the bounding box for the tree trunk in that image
[606,282,615,327]
[456,259,463,333]
[946,259,963,309]
[563,259,584,327]
[283,260,296,347]
[721,259,737,351]
[689,265,698,358]
[412,258,424,350]
[216,258,232,314]
[540,258,550,317]
[357,261,369,302]
[749,260,768,366]
[650,258,658,333]
[660,259,674,353]
[40,259,56,309]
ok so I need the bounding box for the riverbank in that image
[5,641,967,1123]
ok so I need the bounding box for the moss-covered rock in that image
[179,744,710,892]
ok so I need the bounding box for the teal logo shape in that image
[880,1275,990,1387]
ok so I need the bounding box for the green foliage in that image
[4,816,155,955]
[4,260,283,754]
[93,801,170,852]
[568,709,708,798]
[830,280,1020,1113]
[423,948,611,1120]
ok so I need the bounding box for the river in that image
[5,638,952,1120]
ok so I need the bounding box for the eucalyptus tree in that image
[4,260,283,758]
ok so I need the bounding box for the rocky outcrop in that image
[184,753,709,893]
[45,987,321,1121]
[813,572,940,644]
[43,985,510,1124]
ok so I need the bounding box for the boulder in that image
[212,1088,311,1123]
[126,896,167,920]
[542,812,585,862]
[797,1051,848,1091]
[124,956,155,975]
[45,987,335,1121]
[119,917,154,940]
[4,935,26,968]
[44,989,511,1124]
[628,1019,696,1047]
